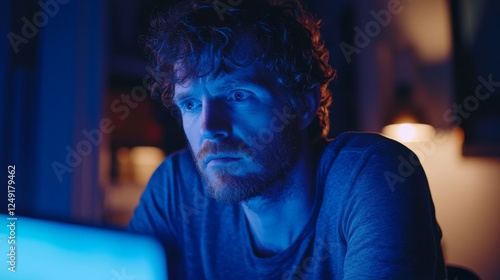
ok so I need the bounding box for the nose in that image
[200,99,231,140]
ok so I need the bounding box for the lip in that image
[204,154,241,167]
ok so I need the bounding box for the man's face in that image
[173,63,301,204]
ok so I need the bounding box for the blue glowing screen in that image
[0,214,166,280]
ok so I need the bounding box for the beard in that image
[190,121,300,204]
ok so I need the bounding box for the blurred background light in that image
[382,123,436,142]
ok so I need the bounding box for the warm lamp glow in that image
[129,146,165,165]
[382,123,436,142]
[130,146,166,187]
[397,123,416,142]
[116,146,166,186]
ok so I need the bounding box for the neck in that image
[241,134,317,257]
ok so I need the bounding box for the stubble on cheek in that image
[187,116,300,204]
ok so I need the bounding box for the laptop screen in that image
[0,214,167,280]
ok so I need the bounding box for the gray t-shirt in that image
[128,132,445,279]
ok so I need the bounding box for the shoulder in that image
[146,148,201,189]
[317,131,434,235]
[128,148,204,232]
[155,148,197,175]
[148,147,204,209]
[316,131,432,225]
[324,131,408,156]
[318,132,414,183]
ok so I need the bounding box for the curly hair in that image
[146,0,336,140]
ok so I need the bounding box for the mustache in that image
[197,140,253,161]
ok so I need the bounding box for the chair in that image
[446,265,481,280]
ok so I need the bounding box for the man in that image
[128,0,446,279]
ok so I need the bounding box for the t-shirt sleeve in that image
[341,141,445,279]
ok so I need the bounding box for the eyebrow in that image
[215,82,239,93]
[173,90,191,103]
[215,80,258,92]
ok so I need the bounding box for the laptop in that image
[0,214,167,280]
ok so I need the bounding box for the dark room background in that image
[1,0,499,278]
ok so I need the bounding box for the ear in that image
[298,86,320,130]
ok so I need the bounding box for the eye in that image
[178,99,201,113]
[227,90,252,102]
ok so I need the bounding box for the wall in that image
[405,130,500,279]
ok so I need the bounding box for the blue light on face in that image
[173,62,302,204]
